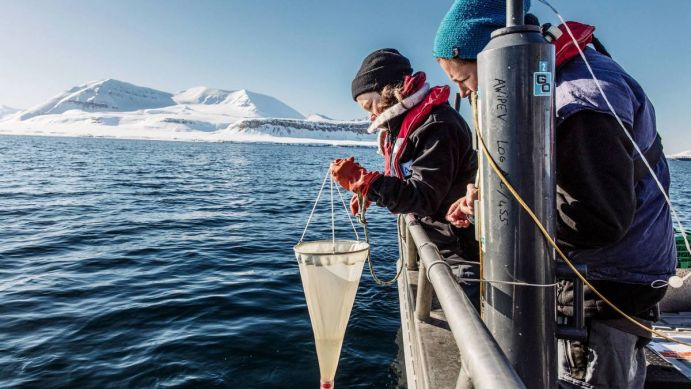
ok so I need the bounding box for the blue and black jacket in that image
[555,47,676,319]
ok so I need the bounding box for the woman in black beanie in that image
[331,48,480,310]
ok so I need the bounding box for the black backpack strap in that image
[633,133,664,182]
[591,35,611,58]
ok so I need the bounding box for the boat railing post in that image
[415,261,433,322]
[403,216,418,270]
[397,215,407,265]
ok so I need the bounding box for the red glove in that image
[349,194,372,216]
[330,157,381,197]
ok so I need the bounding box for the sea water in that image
[0,134,688,388]
[0,135,403,388]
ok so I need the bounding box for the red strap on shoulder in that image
[383,141,392,176]
[401,72,426,97]
[390,86,450,178]
[553,22,595,68]
[399,86,450,141]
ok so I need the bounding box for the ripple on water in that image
[0,136,406,388]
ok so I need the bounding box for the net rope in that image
[299,167,402,286]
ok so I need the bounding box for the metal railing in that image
[399,214,526,389]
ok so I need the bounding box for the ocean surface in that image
[0,136,403,388]
[0,135,689,388]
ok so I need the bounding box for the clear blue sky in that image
[0,0,689,152]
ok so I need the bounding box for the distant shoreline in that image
[0,130,378,148]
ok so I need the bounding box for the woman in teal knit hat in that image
[433,0,529,98]
[433,1,676,388]
[433,0,526,59]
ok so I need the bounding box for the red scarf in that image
[383,72,450,177]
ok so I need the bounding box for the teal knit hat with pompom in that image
[434,0,531,59]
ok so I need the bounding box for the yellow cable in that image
[470,94,485,312]
[470,92,690,347]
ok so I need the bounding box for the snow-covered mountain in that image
[173,86,304,119]
[668,150,691,161]
[18,79,176,120]
[306,113,334,122]
[218,117,370,142]
[173,86,233,105]
[0,79,373,145]
[0,105,20,120]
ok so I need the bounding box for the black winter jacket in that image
[366,102,478,261]
[556,111,667,322]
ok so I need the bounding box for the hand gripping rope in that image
[299,167,402,286]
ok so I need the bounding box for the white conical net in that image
[295,240,369,387]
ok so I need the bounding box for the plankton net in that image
[295,169,369,389]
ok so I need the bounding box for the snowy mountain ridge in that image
[668,150,691,160]
[18,79,176,120]
[0,105,20,120]
[173,86,233,105]
[173,86,304,119]
[0,79,374,145]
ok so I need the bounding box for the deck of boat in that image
[398,265,462,389]
[398,267,691,388]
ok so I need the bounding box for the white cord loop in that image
[301,167,401,286]
[335,184,360,241]
[299,169,331,243]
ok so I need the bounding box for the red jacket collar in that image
[383,84,450,177]
[398,85,450,140]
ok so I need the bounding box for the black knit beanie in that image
[351,48,413,101]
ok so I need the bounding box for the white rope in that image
[335,184,360,241]
[299,169,331,243]
[538,0,690,288]
[426,258,556,287]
